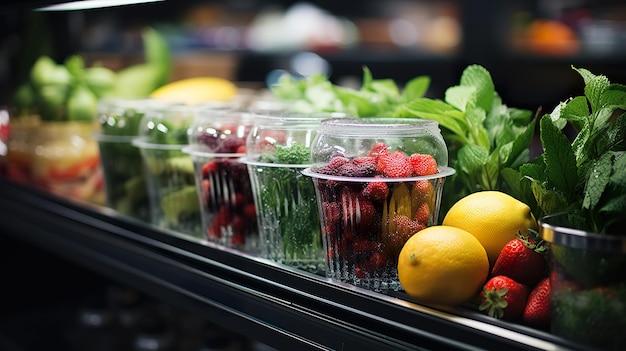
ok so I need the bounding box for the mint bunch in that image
[504,66,626,234]
[395,65,535,213]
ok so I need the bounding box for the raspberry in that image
[215,136,245,153]
[413,202,431,225]
[353,156,376,166]
[202,161,219,176]
[361,180,389,201]
[322,201,341,226]
[328,156,350,169]
[409,153,438,176]
[412,180,434,204]
[368,142,389,159]
[379,151,413,178]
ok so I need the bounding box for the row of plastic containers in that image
[5,96,454,293]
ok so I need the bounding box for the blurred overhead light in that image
[37,0,164,11]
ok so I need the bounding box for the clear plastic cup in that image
[94,98,177,220]
[184,108,258,252]
[302,117,454,291]
[241,112,346,273]
[132,104,207,238]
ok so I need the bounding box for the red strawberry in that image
[479,275,530,321]
[491,230,548,286]
[413,202,430,225]
[523,277,551,327]
[385,214,425,255]
[368,142,389,159]
[202,161,219,176]
[328,156,350,170]
[361,180,389,201]
[378,151,413,178]
[409,153,438,176]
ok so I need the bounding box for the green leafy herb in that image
[505,66,626,234]
[271,67,430,117]
[270,65,535,216]
[395,64,535,213]
[255,142,323,268]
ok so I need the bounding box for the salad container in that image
[133,104,203,238]
[94,99,175,221]
[184,108,258,252]
[302,118,454,291]
[31,120,104,204]
[540,213,626,351]
[6,114,40,183]
[242,112,346,273]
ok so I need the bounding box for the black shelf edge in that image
[0,179,590,351]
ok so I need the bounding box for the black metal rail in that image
[0,179,590,351]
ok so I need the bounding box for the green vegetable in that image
[271,67,430,117]
[505,66,626,235]
[270,65,535,215]
[113,27,171,98]
[254,142,323,271]
[67,84,98,121]
[395,65,535,213]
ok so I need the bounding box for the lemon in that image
[150,77,238,104]
[442,191,538,267]
[398,225,489,306]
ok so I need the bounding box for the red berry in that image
[202,161,219,176]
[328,156,350,170]
[378,151,413,178]
[491,232,548,286]
[236,145,247,154]
[352,156,376,166]
[385,214,424,255]
[361,180,389,201]
[479,275,530,321]
[368,142,389,159]
[368,252,388,269]
[409,153,438,176]
[523,277,551,327]
[413,202,430,225]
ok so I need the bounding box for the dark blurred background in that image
[1,0,626,116]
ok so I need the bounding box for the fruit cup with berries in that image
[184,108,258,252]
[302,118,455,291]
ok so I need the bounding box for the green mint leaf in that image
[549,100,569,130]
[540,116,578,198]
[505,118,536,168]
[402,75,430,101]
[445,85,476,112]
[600,83,626,110]
[561,96,589,131]
[573,66,610,112]
[609,151,626,189]
[459,64,495,113]
[519,158,548,182]
[531,180,568,216]
[395,98,469,142]
[458,143,489,172]
[607,112,626,151]
[465,106,490,150]
[582,152,612,210]
[599,194,626,216]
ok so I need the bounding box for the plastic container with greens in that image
[94,98,175,221]
[242,112,346,273]
[133,104,205,238]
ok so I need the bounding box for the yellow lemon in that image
[398,225,489,306]
[150,77,238,104]
[442,191,538,267]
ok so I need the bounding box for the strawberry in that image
[523,277,551,327]
[491,230,548,286]
[413,202,430,225]
[368,142,389,159]
[361,180,389,201]
[479,275,530,321]
[202,161,219,176]
[378,151,413,178]
[385,214,425,255]
[409,153,438,176]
